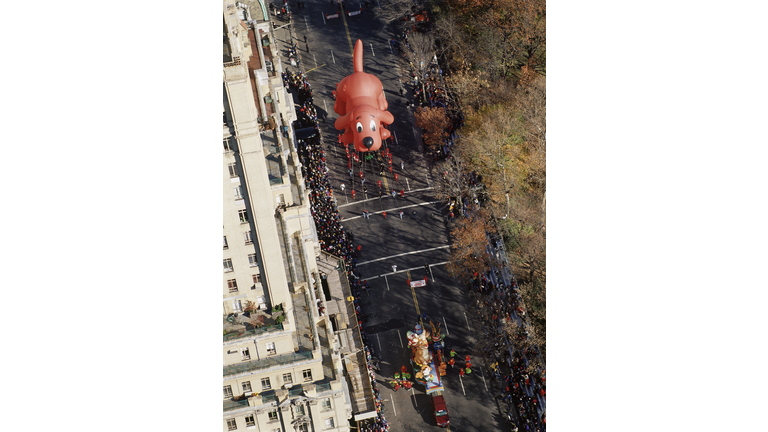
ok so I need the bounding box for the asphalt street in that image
[275,3,509,430]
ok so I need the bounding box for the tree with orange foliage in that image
[414,106,449,152]
[446,210,496,283]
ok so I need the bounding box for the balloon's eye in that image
[370,120,376,132]
[356,122,363,133]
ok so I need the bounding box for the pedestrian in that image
[392,264,397,272]
[465,355,471,363]
[449,349,456,358]
[400,161,404,170]
[423,275,428,283]
[357,244,362,252]
[391,190,396,198]
[382,211,387,218]
[459,368,465,377]
[399,211,403,219]
[448,358,455,368]
[400,190,405,197]
[465,367,472,374]
[304,35,307,43]
[340,183,345,192]
[412,210,416,218]
[466,361,472,369]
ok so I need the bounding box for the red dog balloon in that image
[334,39,394,152]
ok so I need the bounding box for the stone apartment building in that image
[222,1,376,431]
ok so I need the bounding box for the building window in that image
[227,418,237,431]
[261,377,272,390]
[244,231,253,245]
[268,410,278,421]
[302,369,312,382]
[238,209,249,223]
[324,418,335,429]
[321,398,331,410]
[228,279,238,293]
[233,300,243,313]
[240,347,250,360]
[295,405,305,416]
[228,162,238,178]
[256,296,266,309]
[298,425,308,432]
[253,274,262,284]
[223,385,233,399]
[224,236,229,249]
[266,342,276,355]
[224,138,233,152]
[283,373,293,384]
[248,254,258,267]
[244,414,255,427]
[242,381,252,393]
[235,186,244,199]
[224,258,233,272]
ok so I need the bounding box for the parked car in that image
[432,394,450,427]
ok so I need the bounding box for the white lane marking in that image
[397,330,403,348]
[480,368,488,391]
[459,374,466,395]
[443,317,449,336]
[356,245,450,266]
[337,187,434,208]
[377,333,382,352]
[464,312,471,330]
[385,275,390,291]
[362,261,451,280]
[391,398,397,416]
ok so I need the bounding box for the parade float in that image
[407,321,446,394]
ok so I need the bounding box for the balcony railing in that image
[223,398,250,412]
[315,382,332,393]
[224,350,313,377]
[224,323,284,342]
[261,391,277,403]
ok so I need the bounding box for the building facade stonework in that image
[222,1,352,430]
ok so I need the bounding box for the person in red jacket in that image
[459,368,465,377]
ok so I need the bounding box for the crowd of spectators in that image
[467,266,546,432]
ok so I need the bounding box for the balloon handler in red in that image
[334,39,394,152]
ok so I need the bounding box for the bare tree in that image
[373,0,414,29]
[402,31,435,103]
[433,14,471,71]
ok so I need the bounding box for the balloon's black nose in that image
[363,137,374,149]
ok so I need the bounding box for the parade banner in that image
[410,280,426,287]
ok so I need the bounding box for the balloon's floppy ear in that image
[378,109,394,125]
[334,112,351,131]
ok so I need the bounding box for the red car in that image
[432,394,450,427]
